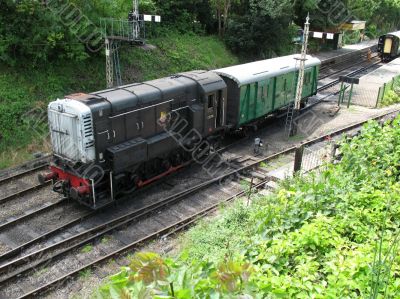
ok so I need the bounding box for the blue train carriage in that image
[214,54,321,128]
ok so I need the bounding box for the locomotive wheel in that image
[172,154,182,166]
[162,159,171,171]
[119,174,140,195]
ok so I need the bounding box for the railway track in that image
[0,198,68,232]
[318,59,382,93]
[0,156,50,185]
[1,107,399,299]
[0,182,51,206]
[318,53,379,80]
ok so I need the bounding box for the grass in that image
[0,31,238,169]
[81,244,94,253]
[79,269,92,279]
[180,201,253,263]
[34,266,49,277]
[288,133,306,142]
[101,236,110,244]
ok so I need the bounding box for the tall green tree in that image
[0,0,90,65]
[225,0,295,58]
[210,0,238,36]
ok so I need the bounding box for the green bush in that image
[380,77,400,107]
[95,117,400,298]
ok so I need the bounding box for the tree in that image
[211,0,238,36]
[224,0,294,58]
[0,0,90,65]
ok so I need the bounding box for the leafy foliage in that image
[380,76,400,107]
[0,30,238,169]
[0,0,91,65]
[96,117,400,298]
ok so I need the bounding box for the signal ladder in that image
[105,39,123,88]
[285,102,296,138]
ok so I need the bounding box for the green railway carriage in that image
[214,54,321,128]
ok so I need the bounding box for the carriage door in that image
[216,90,224,127]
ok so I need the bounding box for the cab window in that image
[208,95,214,108]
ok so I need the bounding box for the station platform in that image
[314,39,378,66]
[348,58,400,107]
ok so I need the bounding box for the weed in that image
[34,267,48,277]
[101,236,110,244]
[81,244,93,254]
[259,162,267,168]
[79,269,92,279]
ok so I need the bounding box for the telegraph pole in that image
[132,0,140,40]
[290,13,310,136]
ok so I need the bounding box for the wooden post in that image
[375,87,382,108]
[338,81,344,106]
[247,177,254,206]
[293,144,304,173]
[330,143,339,162]
[383,83,387,99]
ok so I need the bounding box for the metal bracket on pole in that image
[105,38,113,88]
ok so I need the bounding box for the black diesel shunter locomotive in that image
[39,71,227,209]
[39,55,321,209]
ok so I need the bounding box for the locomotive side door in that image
[206,93,216,133]
[111,117,125,144]
[139,107,156,138]
[125,111,141,140]
[216,90,224,128]
[206,90,224,133]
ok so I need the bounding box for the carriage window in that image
[208,95,214,108]
[258,85,263,100]
[305,72,311,84]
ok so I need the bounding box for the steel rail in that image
[0,182,51,206]
[0,164,260,280]
[318,55,379,80]
[0,162,49,185]
[16,178,272,299]
[0,198,67,232]
[317,60,381,93]
[8,108,400,298]
[0,209,94,263]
